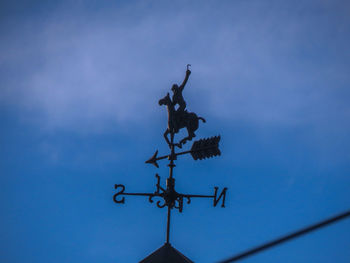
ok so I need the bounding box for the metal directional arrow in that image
[145,136,221,167]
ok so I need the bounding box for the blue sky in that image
[1,0,350,262]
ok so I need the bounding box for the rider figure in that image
[171,66,191,132]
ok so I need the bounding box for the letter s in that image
[113,184,125,204]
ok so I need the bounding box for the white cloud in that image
[1,0,349,133]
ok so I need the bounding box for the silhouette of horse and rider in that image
[159,65,206,148]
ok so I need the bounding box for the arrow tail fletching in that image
[190,136,221,160]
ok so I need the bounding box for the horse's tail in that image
[198,117,206,123]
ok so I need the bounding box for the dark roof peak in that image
[139,243,194,263]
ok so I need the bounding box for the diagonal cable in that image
[217,209,350,263]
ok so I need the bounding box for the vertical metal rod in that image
[169,132,175,178]
[169,154,174,178]
[166,131,175,244]
[166,205,171,244]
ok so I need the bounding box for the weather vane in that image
[113,65,228,262]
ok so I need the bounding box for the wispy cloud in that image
[1,0,349,133]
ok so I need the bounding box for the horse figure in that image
[159,93,206,147]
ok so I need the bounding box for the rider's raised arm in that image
[179,69,191,91]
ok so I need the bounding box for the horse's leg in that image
[188,126,195,141]
[180,125,195,145]
[189,114,199,140]
[180,112,198,144]
[164,129,171,147]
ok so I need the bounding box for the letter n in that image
[113,184,125,204]
[213,187,228,207]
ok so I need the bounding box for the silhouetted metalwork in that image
[191,136,221,160]
[113,175,227,213]
[217,209,350,263]
[145,136,221,168]
[159,64,206,148]
[113,65,227,262]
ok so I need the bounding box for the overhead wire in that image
[217,209,350,263]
